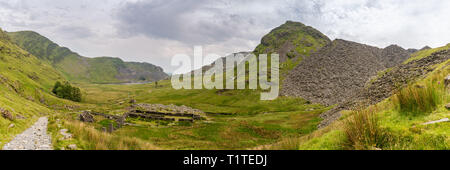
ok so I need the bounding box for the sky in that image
[1,0,449,73]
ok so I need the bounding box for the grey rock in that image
[1,108,14,121]
[59,129,72,140]
[67,144,77,150]
[2,117,53,150]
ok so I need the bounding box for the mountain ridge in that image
[6,31,168,83]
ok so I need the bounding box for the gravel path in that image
[2,117,53,150]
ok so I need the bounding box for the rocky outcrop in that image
[126,104,206,122]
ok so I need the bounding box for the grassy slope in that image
[0,29,78,148]
[7,31,167,83]
[291,47,450,150]
[253,21,330,77]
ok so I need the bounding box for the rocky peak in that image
[381,44,411,68]
[254,21,331,63]
[420,46,432,51]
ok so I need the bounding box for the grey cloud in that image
[115,0,265,44]
[56,25,94,39]
[1,0,449,73]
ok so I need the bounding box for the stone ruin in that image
[79,111,95,123]
[78,104,206,133]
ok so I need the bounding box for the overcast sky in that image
[1,0,449,73]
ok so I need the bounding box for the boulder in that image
[79,111,95,123]
[446,103,450,110]
[0,108,14,121]
[129,99,136,104]
[67,144,77,150]
[59,129,72,140]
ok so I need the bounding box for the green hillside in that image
[7,31,168,83]
[253,21,331,74]
[0,29,77,147]
[1,20,448,150]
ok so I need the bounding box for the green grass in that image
[34,77,330,150]
[393,81,445,116]
[298,130,346,150]
[343,107,392,150]
[77,79,325,115]
[35,20,332,148]
[253,21,330,77]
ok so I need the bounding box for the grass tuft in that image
[392,79,445,116]
[343,107,391,150]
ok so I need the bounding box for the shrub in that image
[344,107,391,150]
[392,81,444,116]
[52,81,82,102]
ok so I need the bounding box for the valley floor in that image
[36,80,330,150]
[2,64,449,150]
